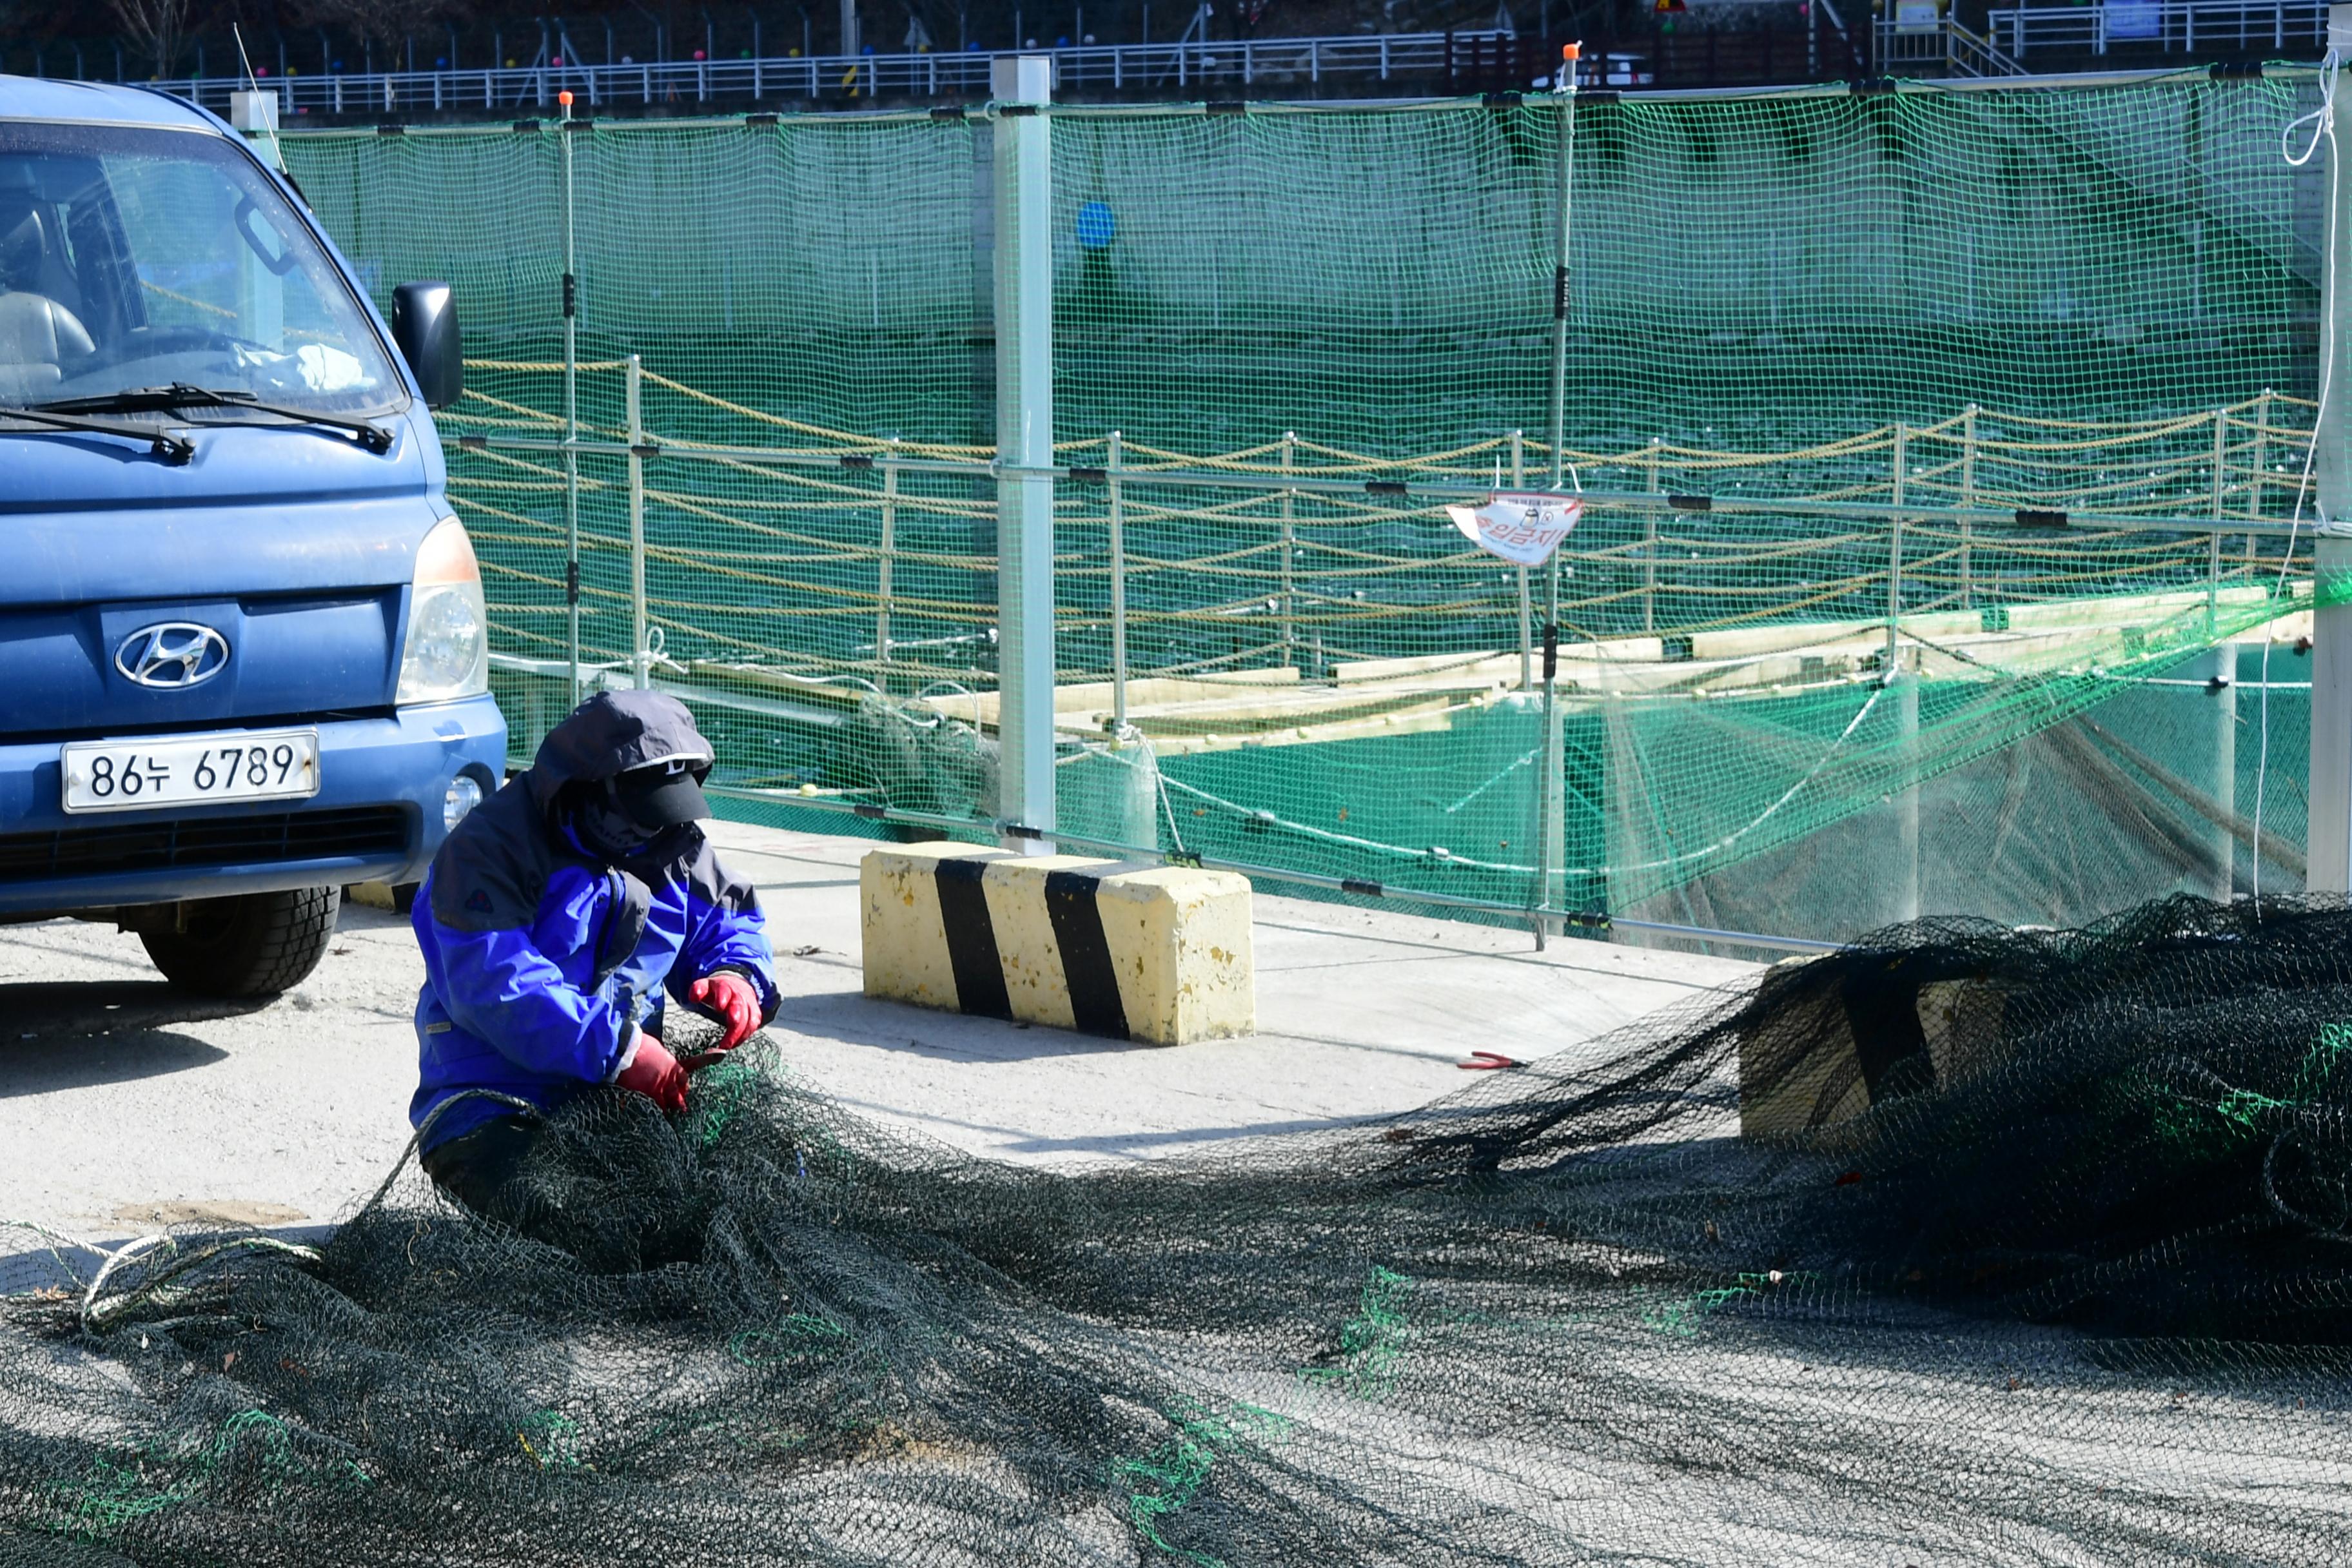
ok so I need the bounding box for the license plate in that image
[61,729,321,815]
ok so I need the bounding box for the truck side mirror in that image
[391,282,463,410]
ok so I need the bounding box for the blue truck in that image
[0,79,507,994]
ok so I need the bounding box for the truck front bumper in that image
[0,695,507,916]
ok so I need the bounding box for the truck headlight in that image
[397,516,489,705]
[444,774,484,830]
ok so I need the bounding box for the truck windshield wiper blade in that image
[37,384,394,455]
[0,404,194,464]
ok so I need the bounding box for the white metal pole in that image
[1110,429,1128,733]
[1511,429,1531,691]
[2200,642,2239,899]
[1537,49,1578,947]
[2253,387,2273,521]
[994,55,1056,848]
[1959,402,1977,608]
[2310,7,2352,893]
[1894,658,1921,924]
[1547,50,1577,495]
[1280,430,1297,662]
[1640,439,1662,632]
[561,94,582,706]
[1891,421,1919,925]
[1888,422,1906,673]
[627,354,648,688]
[877,446,899,691]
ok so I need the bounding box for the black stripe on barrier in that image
[932,858,1012,1019]
[1043,870,1131,1040]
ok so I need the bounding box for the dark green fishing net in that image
[4,894,2347,1565]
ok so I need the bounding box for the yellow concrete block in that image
[1093,865,1255,1044]
[1740,958,2013,1141]
[860,841,1009,1012]
[1917,979,2011,1089]
[1737,956,1870,1141]
[858,843,1255,1044]
[981,854,1109,1032]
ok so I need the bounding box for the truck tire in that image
[140,885,341,998]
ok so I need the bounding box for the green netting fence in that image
[281,69,2335,943]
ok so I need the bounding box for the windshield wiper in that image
[38,384,395,455]
[0,404,194,464]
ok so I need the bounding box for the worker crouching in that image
[407,690,781,1237]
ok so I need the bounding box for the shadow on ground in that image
[0,980,262,1096]
[776,990,1157,1065]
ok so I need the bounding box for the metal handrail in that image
[1874,17,2031,75]
[1984,0,2325,57]
[74,31,1527,116]
[1946,21,2032,75]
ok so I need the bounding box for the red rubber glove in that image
[614,1035,688,1113]
[687,972,762,1053]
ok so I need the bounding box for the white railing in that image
[1874,18,2030,75]
[1985,0,2324,57]
[79,31,1527,118]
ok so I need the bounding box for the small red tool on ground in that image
[1459,1051,1522,1071]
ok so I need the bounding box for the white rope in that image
[1137,675,1891,883]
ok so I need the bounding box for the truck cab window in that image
[0,123,399,413]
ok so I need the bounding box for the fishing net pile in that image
[4,893,2350,1565]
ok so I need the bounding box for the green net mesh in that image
[281,72,2329,943]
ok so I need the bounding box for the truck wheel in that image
[141,886,342,998]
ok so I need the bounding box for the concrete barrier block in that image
[861,844,1254,1044]
[1738,956,2011,1141]
[1093,865,1256,1043]
[860,842,1013,1015]
[1737,956,1868,1141]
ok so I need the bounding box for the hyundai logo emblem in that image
[115,622,231,690]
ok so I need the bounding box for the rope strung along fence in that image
[281,68,2329,941]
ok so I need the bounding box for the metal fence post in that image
[993,55,1057,847]
[1511,429,1531,691]
[2200,640,2239,899]
[1279,430,1297,662]
[1109,430,1128,733]
[877,444,899,691]
[1643,437,1661,634]
[2211,404,2230,522]
[1891,419,1919,923]
[560,93,582,705]
[2208,408,2229,638]
[1536,53,1578,946]
[1888,422,1906,670]
[2252,386,2274,522]
[2312,6,2352,895]
[1959,402,1978,609]
[627,354,649,689]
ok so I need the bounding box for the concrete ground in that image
[0,821,1756,1246]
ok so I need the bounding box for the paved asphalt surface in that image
[0,821,1756,1246]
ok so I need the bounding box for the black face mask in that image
[567,787,656,863]
[561,775,703,867]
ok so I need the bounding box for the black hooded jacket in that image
[406,691,779,1149]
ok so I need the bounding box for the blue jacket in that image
[409,696,779,1150]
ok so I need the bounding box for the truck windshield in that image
[0,121,399,415]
